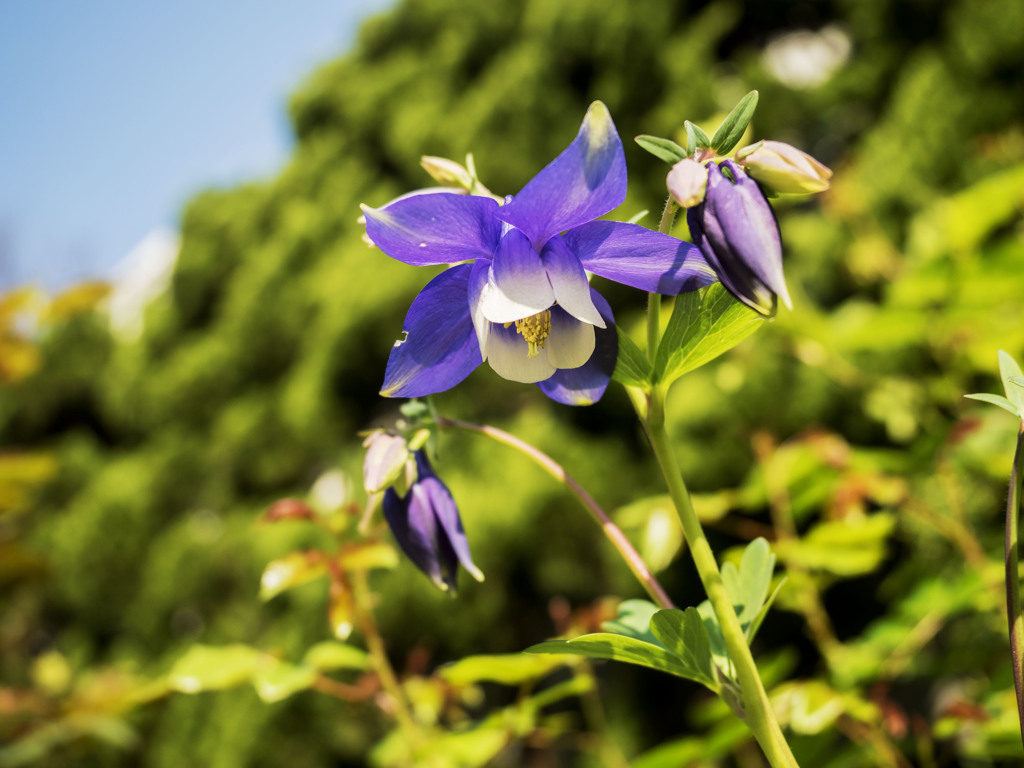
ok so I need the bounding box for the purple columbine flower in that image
[686,160,791,316]
[382,451,483,592]
[361,102,716,405]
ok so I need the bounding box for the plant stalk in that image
[640,387,798,768]
[435,416,674,610]
[1006,421,1024,749]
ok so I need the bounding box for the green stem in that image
[435,416,674,610]
[640,388,798,768]
[1006,422,1024,749]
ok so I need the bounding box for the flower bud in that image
[382,451,483,592]
[735,140,832,194]
[362,430,411,494]
[687,160,790,315]
[666,158,709,208]
[420,156,475,189]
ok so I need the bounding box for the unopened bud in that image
[666,158,709,208]
[735,140,832,194]
[420,156,475,189]
[362,431,411,493]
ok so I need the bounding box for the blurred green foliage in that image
[2,0,1024,764]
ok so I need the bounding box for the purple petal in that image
[563,221,717,295]
[498,102,626,249]
[415,453,483,584]
[688,161,789,314]
[361,193,501,266]
[383,486,449,590]
[479,228,554,323]
[381,265,481,397]
[538,290,617,406]
[541,237,604,326]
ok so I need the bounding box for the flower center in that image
[506,310,552,358]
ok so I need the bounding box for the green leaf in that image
[965,392,1021,416]
[710,91,759,155]
[748,578,787,644]
[1000,350,1024,411]
[721,537,775,631]
[611,326,652,388]
[635,135,688,165]
[649,608,717,689]
[774,513,896,577]
[524,634,706,682]
[601,599,662,646]
[303,641,369,672]
[441,653,566,686]
[251,659,318,703]
[259,551,327,601]
[654,284,765,386]
[685,121,711,150]
[167,644,263,693]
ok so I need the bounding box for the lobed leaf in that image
[654,284,764,387]
[611,326,652,388]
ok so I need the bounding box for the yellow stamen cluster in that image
[506,310,552,358]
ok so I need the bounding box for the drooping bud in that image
[362,430,411,494]
[666,158,709,208]
[420,156,475,189]
[735,140,832,194]
[382,451,483,592]
[687,160,790,316]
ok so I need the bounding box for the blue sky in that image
[0,0,392,290]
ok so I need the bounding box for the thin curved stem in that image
[640,389,798,768]
[435,416,674,610]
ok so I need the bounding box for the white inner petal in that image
[485,325,556,383]
[545,316,596,369]
[544,245,606,327]
[479,273,554,324]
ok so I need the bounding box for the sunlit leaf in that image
[259,551,328,601]
[611,326,652,388]
[441,653,566,686]
[774,513,896,577]
[303,641,369,672]
[601,599,662,646]
[965,392,1020,417]
[999,350,1024,412]
[525,634,705,682]
[167,644,263,693]
[338,539,399,571]
[251,659,318,703]
[654,284,764,387]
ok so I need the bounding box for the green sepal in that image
[685,121,712,151]
[653,284,765,387]
[611,326,653,388]
[710,91,759,155]
[635,135,689,165]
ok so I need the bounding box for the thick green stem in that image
[1006,422,1024,748]
[640,389,798,768]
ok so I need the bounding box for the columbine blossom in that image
[685,160,791,316]
[382,451,482,592]
[361,101,715,405]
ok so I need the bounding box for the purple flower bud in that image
[686,160,791,315]
[735,140,832,194]
[382,452,483,592]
